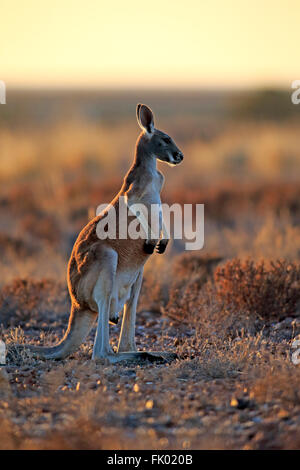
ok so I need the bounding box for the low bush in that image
[214,259,300,321]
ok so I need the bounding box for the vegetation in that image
[0,90,299,449]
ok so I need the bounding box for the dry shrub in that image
[164,275,207,324]
[0,278,69,328]
[215,259,300,321]
[163,253,222,323]
[0,233,36,258]
[164,256,300,340]
[0,419,18,450]
[172,252,223,280]
[275,432,300,451]
[0,414,125,450]
[20,213,61,246]
[139,255,171,312]
[3,184,39,215]
[250,365,300,405]
[21,418,112,450]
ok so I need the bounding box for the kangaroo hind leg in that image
[92,248,118,360]
[117,268,143,353]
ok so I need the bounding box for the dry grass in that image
[1,252,299,450]
[0,91,299,449]
[215,259,300,321]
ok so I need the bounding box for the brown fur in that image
[12,104,183,360]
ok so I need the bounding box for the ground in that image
[1,256,300,450]
[0,90,299,449]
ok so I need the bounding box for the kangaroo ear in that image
[136,103,154,134]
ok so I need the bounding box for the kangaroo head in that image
[136,103,184,165]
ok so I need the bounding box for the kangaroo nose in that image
[174,151,184,163]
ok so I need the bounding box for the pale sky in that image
[1,0,299,88]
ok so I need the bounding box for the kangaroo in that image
[13,104,183,363]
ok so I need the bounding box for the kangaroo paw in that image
[156,239,169,254]
[143,240,156,254]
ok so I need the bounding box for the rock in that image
[277,409,289,420]
[230,397,252,410]
[252,416,262,423]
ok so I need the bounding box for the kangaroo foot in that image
[102,351,178,365]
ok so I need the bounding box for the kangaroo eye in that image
[162,137,171,144]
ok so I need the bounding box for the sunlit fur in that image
[14,104,183,363]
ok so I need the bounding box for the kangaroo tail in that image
[12,307,97,360]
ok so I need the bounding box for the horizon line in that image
[5,84,291,93]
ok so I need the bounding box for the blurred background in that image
[0,0,300,282]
